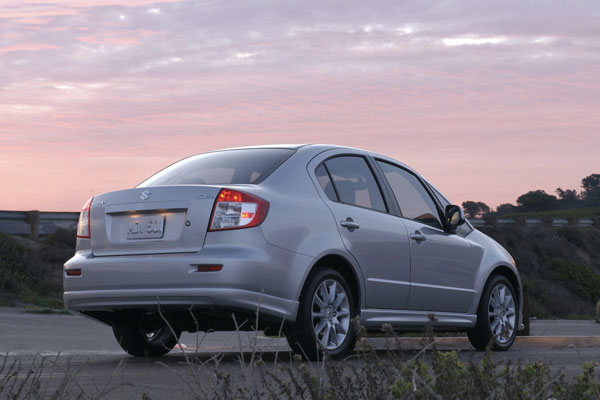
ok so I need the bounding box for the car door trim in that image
[410,281,477,293]
[367,277,410,287]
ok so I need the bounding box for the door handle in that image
[409,231,426,242]
[340,218,360,230]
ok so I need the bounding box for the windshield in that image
[138,148,295,187]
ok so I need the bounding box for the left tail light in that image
[209,189,269,231]
[76,197,93,238]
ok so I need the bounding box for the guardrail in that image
[469,217,599,228]
[1,210,598,240]
[0,210,79,240]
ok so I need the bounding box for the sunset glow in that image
[1,0,598,211]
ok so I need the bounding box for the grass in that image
[5,317,598,399]
[146,315,600,399]
[504,207,600,218]
[0,230,70,309]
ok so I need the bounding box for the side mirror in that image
[445,205,465,231]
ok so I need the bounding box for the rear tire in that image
[285,268,356,361]
[468,275,518,351]
[113,313,181,357]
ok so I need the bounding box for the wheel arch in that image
[474,264,522,316]
[489,265,521,303]
[296,253,363,316]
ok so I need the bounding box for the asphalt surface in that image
[2,308,599,355]
[1,308,599,399]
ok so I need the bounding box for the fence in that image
[0,210,79,240]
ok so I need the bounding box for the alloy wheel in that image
[488,283,516,344]
[311,279,351,350]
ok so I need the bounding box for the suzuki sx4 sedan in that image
[64,145,522,359]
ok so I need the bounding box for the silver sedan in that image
[64,144,522,359]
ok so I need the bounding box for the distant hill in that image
[2,226,599,319]
[482,225,600,318]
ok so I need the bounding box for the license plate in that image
[126,215,165,240]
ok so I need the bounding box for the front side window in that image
[324,156,386,212]
[377,161,442,228]
[430,185,450,209]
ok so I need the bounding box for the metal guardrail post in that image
[25,210,40,240]
[484,215,497,228]
[519,290,530,336]
[541,216,553,227]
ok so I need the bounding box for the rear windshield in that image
[138,148,295,187]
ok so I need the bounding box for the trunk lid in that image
[89,186,220,256]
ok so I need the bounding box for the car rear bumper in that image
[64,231,309,323]
[64,287,298,322]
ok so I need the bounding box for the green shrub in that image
[0,232,67,308]
[482,225,600,318]
[550,259,600,303]
[0,233,28,292]
[43,228,76,249]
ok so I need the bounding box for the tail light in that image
[209,189,269,231]
[76,197,93,238]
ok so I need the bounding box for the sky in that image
[1,0,599,211]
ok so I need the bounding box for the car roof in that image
[197,144,453,206]
[212,144,416,173]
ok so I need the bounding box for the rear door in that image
[310,151,412,310]
[375,160,479,313]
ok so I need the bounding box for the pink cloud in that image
[76,29,164,45]
[15,18,52,25]
[0,43,60,54]
[0,8,77,18]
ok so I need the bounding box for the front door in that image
[376,160,478,313]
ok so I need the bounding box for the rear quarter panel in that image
[254,147,366,304]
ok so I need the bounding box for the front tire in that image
[286,268,356,360]
[468,275,519,351]
[113,313,181,357]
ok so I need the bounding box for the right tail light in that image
[209,189,269,231]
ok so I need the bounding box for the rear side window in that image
[315,164,338,201]
[324,156,386,212]
[138,149,295,186]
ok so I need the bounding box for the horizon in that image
[0,143,597,213]
[1,1,599,212]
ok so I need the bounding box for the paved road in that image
[1,308,599,399]
[2,308,599,354]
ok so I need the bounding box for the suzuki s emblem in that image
[140,190,151,201]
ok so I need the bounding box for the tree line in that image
[462,173,600,219]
